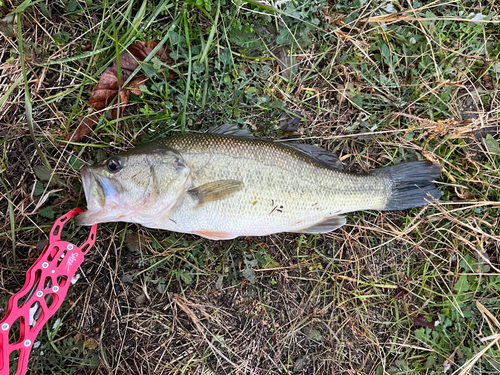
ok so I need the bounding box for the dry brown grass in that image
[1,0,500,374]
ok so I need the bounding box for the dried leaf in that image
[66,41,175,142]
[127,75,148,95]
[135,293,147,305]
[84,338,98,350]
[74,332,84,344]
[87,67,123,111]
[443,353,454,373]
[65,113,100,143]
[293,356,308,372]
[413,315,436,330]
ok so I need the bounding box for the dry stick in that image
[173,294,240,368]
[476,301,500,353]
[435,206,499,243]
[16,14,51,172]
[363,15,500,25]
[456,333,500,375]
[475,249,500,274]
[359,0,496,24]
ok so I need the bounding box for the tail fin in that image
[373,161,442,211]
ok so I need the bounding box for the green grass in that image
[1,0,500,374]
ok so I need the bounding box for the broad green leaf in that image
[381,43,391,65]
[67,0,78,12]
[38,206,56,219]
[33,181,44,196]
[307,328,323,341]
[39,3,50,18]
[484,134,500,154]
[241,266,256,284]
[180,270,193,284]
[33,165,52,181]
[454,275,470,293]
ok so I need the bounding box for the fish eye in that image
[106,158,121,173]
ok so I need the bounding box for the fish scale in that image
[76,130,442,240]
[145,134,391,236]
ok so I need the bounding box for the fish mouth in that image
[81,166,93,208]
[76,166,114,225]
[81,166,105,211]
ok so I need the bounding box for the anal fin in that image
[293,216,346,234]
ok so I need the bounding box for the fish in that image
[76,125,442,240]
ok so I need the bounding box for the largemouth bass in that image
[76,126,442,240]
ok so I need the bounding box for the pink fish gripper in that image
[0,208,97,375]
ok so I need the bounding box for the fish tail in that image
[373,161,442,211]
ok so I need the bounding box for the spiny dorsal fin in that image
[285,142,344,170]
[293,216,346,234]
[187,180,244,206]
[209,123,256,139]
[209,124,343,170]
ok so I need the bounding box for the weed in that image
[0,0,499,374]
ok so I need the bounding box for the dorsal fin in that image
[209,124,343,170]
[285,142,344,170]
[208,123,256,139]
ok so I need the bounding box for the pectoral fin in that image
[187,180,244,206]
[294,216,346,234]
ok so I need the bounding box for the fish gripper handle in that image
[0,208,97,375]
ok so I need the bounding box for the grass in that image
[1,0,500,373]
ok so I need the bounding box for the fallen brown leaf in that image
[66,114,100,144]
[412,315,436,330]
[66,41,175,143]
